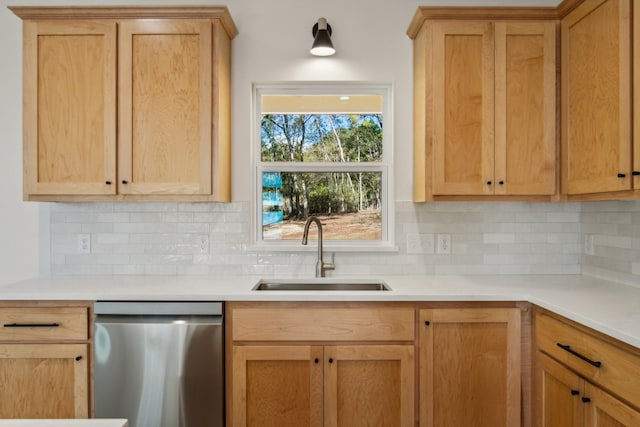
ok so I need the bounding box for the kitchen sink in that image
[253,279,391,291]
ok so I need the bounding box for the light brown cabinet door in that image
[231,345,323,427]
[118,20,213,195]
[561,0,632,195]
[495,22,556,195]
[0,343,88,418]
[22,21,117,196]
[583,382,640,426]
[431,21,495,195]
[324,345,415,427]
[419,308,521,427]
[536,352,582,427]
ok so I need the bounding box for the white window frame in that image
[251,82,395,252]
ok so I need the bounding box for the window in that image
[253,83,393,250]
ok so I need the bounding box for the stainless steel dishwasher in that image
[94,301,224,427]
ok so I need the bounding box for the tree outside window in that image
[254,85,392,248]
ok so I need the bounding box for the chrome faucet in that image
[302,216,335,278]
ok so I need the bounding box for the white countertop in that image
[0,420,127,427]
[1,274,640,349]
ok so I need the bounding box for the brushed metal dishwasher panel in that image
[94,315,223,427]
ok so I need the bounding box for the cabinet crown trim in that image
[407,7,559,39]
[9,6,238,39]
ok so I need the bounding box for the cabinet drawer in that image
[232,306,415,342]
[0,307,89,341]
[536,311,640,408]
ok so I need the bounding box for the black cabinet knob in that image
[122,180,129,184]
[105,181,112,185]
[581,397,591,403]
[314,358,319,364]
[499,181,504,185]
[75,356,83,361]
[424,321,431,326]
[570,390,579,396]
[328,358,334,364]
[486,181,492,185]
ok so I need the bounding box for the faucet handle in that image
[321,252,335,275]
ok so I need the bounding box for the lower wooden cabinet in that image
[232,345,323,427]
[419,307,522,427]
[535,309,640,426]
[324,345,414,427]
[583,383,640,426]
[228,302,527,427]
[232,344,414,427]
[0,343,88,418]
[536,352,640,426]
[536,352,581,426]
[0,302,91,419]
[228,302,416,427]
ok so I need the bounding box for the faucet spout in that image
[302,216,335,278]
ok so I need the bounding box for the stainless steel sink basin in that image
[253,279,391,291]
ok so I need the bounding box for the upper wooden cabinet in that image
[21,20,117,197]
[10,7,236,202]
[408,9,558,201]
[560,0,636,198]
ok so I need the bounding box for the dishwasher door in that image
[94,302,224,427]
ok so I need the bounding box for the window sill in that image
[247,241,399,253]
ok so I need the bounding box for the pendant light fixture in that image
[310,17,335,56]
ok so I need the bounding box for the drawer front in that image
[536,312,640,408]
[232,306,415,342]
[0,307,89,341]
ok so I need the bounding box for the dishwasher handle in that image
[94,301,223,316]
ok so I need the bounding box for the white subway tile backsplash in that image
[145,265,177,275]
[96,233,129,244]
[594,235,632,249]
[52,200,640,280]
[483,233,516,244]
[547,212,580,223]
[114,265,145,275]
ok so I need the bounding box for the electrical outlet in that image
[77,234,91,254]
[436,234,451,254]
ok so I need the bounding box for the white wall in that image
[0,0,561,283]
[0,3,46,285]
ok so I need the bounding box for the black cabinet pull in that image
[3,323,60,328]
[424,321,430,326]
[571,390,579,396]
[328,358,334,364]
[499,180,504,185]
[581,397,591,403]
[75,356,83,361]
[314,358,319,364]
[557,343,602,368]
[633,171,640,176]
[617,173,626,178]
[486,181,492,185]
[105,180,112,185]
[122,180,129,184]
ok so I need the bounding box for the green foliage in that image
[261,113,383,218]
